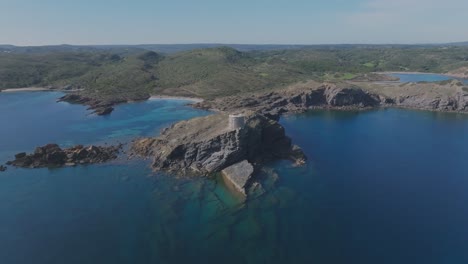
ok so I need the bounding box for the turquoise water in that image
[1,92,468,263]
[390,73,468,84]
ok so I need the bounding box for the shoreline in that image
[380,71,441,75]
[381,71,468,79]
[1,87,52,93]
[149,95,204,103]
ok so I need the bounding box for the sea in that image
[390,72,468,84]
[1,87,468,263]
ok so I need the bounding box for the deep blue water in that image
[1,92,468,263]
[390,73,468,84]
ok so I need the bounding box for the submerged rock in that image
[7,143,122,169]
[94,106,114,116]
[0,165,6,172]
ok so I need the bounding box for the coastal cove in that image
[1,92,468,263]
[387,72,468,84]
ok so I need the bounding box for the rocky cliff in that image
[132,113,306,175]
[195,82,382,120]
[447,67,468,79]
[360,80,468,113]
[58,94,129,116]
[195,81,468,118]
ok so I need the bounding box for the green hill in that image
[1,45,468,102]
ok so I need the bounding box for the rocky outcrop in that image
[221,160,254,196]
[195,82,382,120]
[0,165,6,172]
[132,113,306,175]
[393,90,468,112]
[6,143,122,168]
[395,95,462,111]
[447,67,468,79]
[358,80,468,113]
[195,80,468,118]
[58,94,127,116]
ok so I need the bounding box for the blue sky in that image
[1,0,467,45]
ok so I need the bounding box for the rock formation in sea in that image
[57,94,127,116]
[132,112,306,195]
[221,160,254,195]
[6,143,122,168]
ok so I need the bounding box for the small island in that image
[7,143,122,168]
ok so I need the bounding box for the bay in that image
[1,92,468,263]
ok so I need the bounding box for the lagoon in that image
[390,72,468,84]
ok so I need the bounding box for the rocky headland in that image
[132,112,306,195]
[57,94,140,116]
[194,82,384,120]
[6,143,122,169]
[58,94,122,115]
[447,67,468,79]
[358,80,468,112]
[194,80,468,119]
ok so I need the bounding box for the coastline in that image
[381,71,468,79]
[1,87,52,93]
[149,95,204,103]
[381,71,440,75]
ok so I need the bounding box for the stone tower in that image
[229,114,245,130]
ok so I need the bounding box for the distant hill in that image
[2,41,468,55]
[1,45,468,102]
[0,44,307,54]
[443,41,468,46]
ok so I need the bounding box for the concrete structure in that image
[229,114,245,130]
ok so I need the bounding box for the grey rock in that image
[132,113,306,175]
[8,143,122,169]
[194,81,468,115]
[194,83,382,117]
[221,160,254,196]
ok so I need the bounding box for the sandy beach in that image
[1,87,52,93]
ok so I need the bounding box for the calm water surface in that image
[1,92,468,263]
[390,72,468,84]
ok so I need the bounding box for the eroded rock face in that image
[132,113,306,175]
[394,91,468,112]
[6,144,122,168]
[194,83,382,120]
[195,81,468,118]
[58,94,125,116]
[221,160,254,196]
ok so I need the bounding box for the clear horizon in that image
[2,41,468,47]
[1,0,467,46]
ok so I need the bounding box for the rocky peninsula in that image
[132,112,306,195]
[194,80,468,118]
[6,143,122,169]
[57,94,127,115]
[194,82,383,120]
